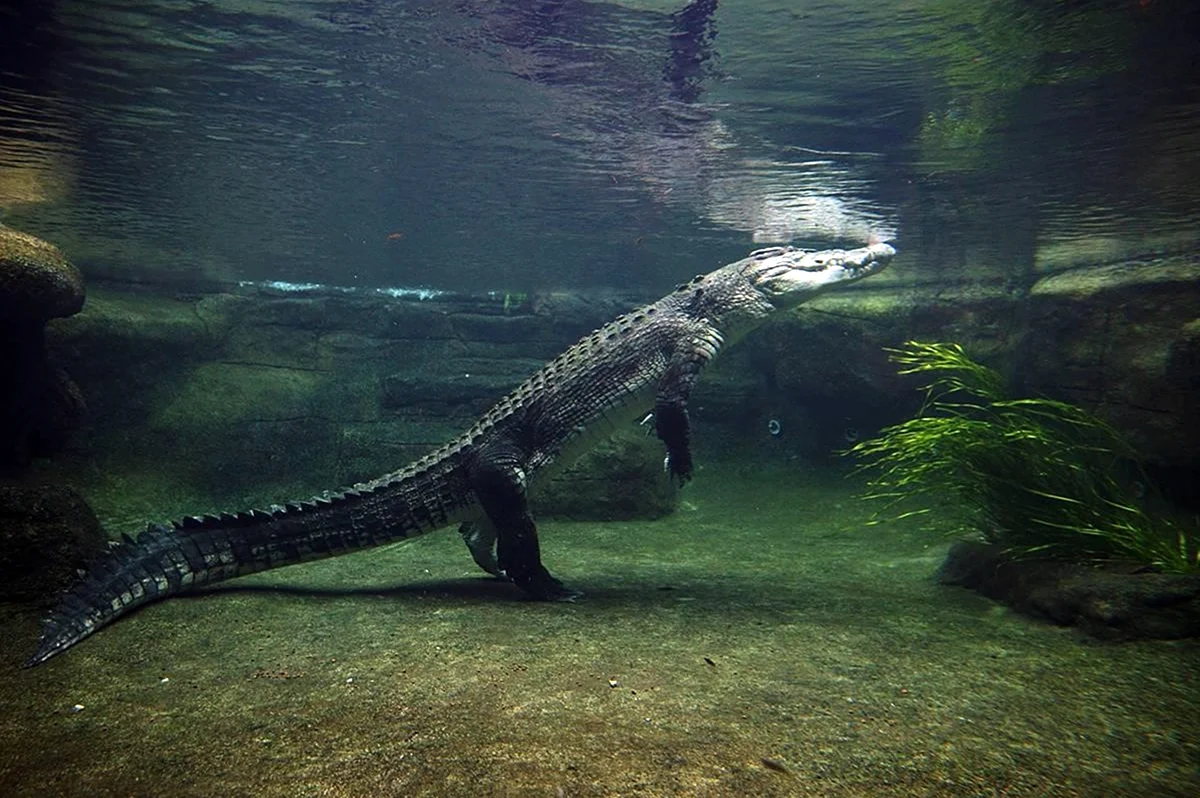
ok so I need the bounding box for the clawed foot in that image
[513,569,583,602]
[528,577,583,603]
[662,450,693,484]
[543,583,584,602]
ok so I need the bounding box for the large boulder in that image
[0,225,85,320]
[532,432,678,521]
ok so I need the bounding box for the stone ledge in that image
[938,541,1200,641]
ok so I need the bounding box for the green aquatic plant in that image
[501,291,528,314]
[851,341,1197,573]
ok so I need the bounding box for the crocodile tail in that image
[25,489,427,667]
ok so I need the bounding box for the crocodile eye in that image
[750,247,785,260]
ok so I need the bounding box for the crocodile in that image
[26,242,895,667]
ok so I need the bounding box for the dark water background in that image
[1,0,1198,293]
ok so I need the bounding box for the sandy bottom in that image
[1,464,1197,797]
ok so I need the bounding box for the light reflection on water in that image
[0,0,1196,292]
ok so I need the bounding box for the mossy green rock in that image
[533,432,678,521]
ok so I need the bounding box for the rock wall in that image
[37,249,1200,529]
[43,285,675,525]
[732,251,1200,479]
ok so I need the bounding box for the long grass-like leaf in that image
[850,341,1197,573]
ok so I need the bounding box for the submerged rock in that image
[533,432,678,521]
[0,225,85,321]
[0,484,107,603]
[0,227,87,473]
[938,540,1200,640]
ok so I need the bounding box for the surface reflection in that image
[0,0,1195,292]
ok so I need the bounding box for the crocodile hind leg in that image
[458,519,503,578]
[468,457,580,601]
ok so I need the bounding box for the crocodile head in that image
[743,242,895,309]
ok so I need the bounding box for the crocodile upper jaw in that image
[748,242,895,308]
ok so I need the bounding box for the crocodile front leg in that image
[655,322,723,483]
[467,452,579,601]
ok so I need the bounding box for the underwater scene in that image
[1,1,1198,796]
